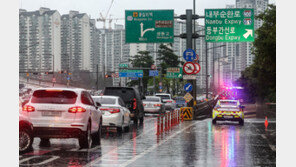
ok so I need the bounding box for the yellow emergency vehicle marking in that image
[181,107,193,121]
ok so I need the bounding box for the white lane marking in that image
[19,156,39,164]
[269,144,276,151]
[84,119,157,167]
[70,118,156,152]
[245,119,276,123]
[119,121,204,167]
[77,145,101,152]
[261,134,267,139]
[20,156,60,166]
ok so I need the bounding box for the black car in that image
[101,87,145,124]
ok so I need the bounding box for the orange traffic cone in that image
[264,116,268,128]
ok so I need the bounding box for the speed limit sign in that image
[183,62,196,75]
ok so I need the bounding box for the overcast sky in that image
[20,0,276,27]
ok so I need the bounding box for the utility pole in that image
[186,9,195,107]
[206,42,208,99]
[96,64,99,90]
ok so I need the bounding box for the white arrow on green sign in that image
[205,8,254,42]
[125,10,174,43]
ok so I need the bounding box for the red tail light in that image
[154,104,161,107]
[100,108,120,114]
[143,104,146,106]
[22,105,35,112]
[68,106,86,113]
[133,98,137,110]
[167,100,173,103]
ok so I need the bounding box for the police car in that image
[212,99,245,125]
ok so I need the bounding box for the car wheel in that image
[117,117,124,133]
[39,138,50,147]
[239,119,244,126]
[92,120,101,146]
[139,116,144,124]
[133,117,138,125]
[79,122,92,148]
[19,128,33,153]
[212,119,217,124]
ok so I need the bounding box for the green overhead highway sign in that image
[166,67,183,79]
[119,64,128,68]
[125,10,174,43]
[205,8,254,42]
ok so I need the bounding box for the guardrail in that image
[193,99,216,120]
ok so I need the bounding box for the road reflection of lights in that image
[68,159,82,167]
[133,128,137,156]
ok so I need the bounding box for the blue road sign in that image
[183,49,197,62]
[184,83,193,92]
[149,70,159,77]
[119,70,143,78]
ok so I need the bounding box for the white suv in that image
[22,88,102,148]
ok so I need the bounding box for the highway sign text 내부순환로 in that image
[205,8,254,42]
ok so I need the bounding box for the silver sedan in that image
[143,96,165,114]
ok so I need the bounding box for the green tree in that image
[156,44,181,94]
[127,51,154,95]
[237,4,276,102]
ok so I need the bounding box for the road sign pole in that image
[206,42,209,99]
[186,9,195,107]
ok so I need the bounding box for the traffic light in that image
[105,74,111,78]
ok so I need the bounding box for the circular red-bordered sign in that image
[193,63,201,74]
[151,64,156,70]
[183,62,196,75]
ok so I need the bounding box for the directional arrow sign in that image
[184,83,193,92]
[125,10,174,43]
[243,29,253,39]
[205,8,254,42]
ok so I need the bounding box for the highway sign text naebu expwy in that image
[205,8,254,42]
[125,10,174,43]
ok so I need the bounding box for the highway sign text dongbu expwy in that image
[125,10,174,43]
[205,8,254,42]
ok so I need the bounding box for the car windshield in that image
[103,88,135,103]
[93,97,116,105]
[144,97,160,102]
[31,90,77,104]
[156,95,170,100]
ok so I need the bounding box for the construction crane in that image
[97,0,115,29]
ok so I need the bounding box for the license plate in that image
[42,111,62,117]
[224,115,233,119]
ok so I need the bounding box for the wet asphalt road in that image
[19,114,276,167]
